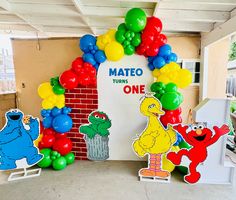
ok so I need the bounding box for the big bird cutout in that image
[133,94,176,181]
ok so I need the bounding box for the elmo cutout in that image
[167,123,230,184]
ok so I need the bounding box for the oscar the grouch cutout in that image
[79,111,112,161]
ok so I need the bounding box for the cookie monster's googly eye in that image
[102,116,106,120]
[192,125,198,131]
[95,115,99,118]
[148,104,155,109]
[198,124,205,130]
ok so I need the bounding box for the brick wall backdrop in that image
[65,84,98,160]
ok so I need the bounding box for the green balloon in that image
[231,101,236,113]
[161,92,182,110]
[177,92,184,103]
[131,33,141,47]
[125,8,147,32]
[150,82,165,94]
[124,31,131,39]
[165,83,178,93]
[154,93,161,100]
[37,148,52,168]
[177,166,188,175]
[64,152,75,165]
[179,140,191,149]
[53,84,65,95]
[117,23,127,31]
[50,77,59,86]
[124,45,135,55]
[52,157,67,170]
[123,40,131,48]
[115,30,126,43]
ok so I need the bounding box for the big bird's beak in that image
[149,106,165,116]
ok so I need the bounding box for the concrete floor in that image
[0,161,236,200]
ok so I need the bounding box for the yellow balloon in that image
[162,146,180,172]
[38,82,53,99]
[34,133,43,147]
[176,69,193,88]
[56,101,65,109]
[96,36,106,50]
[105,41,124,61]
[57,94,65,101]
[42,99,54,109]
[156,75,170,84]
[152,69,160,78]
[97,29,116,50]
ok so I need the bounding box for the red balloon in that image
[141,31,155,45]
[90,76,97,86]
[175,107,182,114]
[53,138,72,156]
[59,70,79,90]
[146,44,159,57]
[157,34,167,46]
[79,74,91,86]
[146,17,162,35]
[43,128,55,136]
[55,133,68,139]
[160,108,182,127]
[136,44,147,55]
[39,134,55,148]
[71,57,84,74]
[137,16,166,57]
[84,62,96,76]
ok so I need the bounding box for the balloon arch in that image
[36,8,192,170]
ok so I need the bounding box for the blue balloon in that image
[41,109,47,117]
[148,63,155,71]
[174,133,183,146]
[158,44,172,57]
[51,107,62,117]
[94,50,106,63]
[168,53,178,62]
[148,56,155,62]
[62,106,71,114]
[52,114,73,133]
[153,56,166,69]
[80,35,96,52]
[83,53,96,66]
[42,116,53,128]
[93,64,99,71]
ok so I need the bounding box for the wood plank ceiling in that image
[0,0,236,37]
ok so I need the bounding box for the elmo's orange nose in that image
[196,129,202,135]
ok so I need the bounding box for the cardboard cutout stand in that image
[0,109,43,181]
[168,99,235,184]
[79,110,112,161]
[132,94,176,183]
[8,168,41,182]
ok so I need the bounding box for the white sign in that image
[97,55,152,160]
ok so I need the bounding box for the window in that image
[178,59,200,84]
[0,36,16,93]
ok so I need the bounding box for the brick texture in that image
[65,84,98,160]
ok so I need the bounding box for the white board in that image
[97,55,152,160]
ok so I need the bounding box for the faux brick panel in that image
[65,86,98,160]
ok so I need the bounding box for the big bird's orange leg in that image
[139,154,170,178]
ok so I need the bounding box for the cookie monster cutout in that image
[0,109,43,170]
